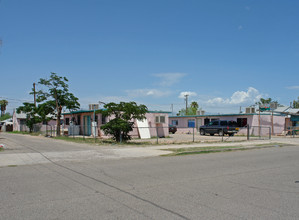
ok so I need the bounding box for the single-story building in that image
[62,110,170,138]
[273,106,299,133]
[169,111,287,135]
[12,110,57,132]
[0,118,13,132]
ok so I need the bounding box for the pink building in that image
[169,112,286,135]
[12,110,57,132]
[62,110,170,138]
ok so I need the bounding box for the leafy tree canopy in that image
[293,97,299,108]
[16,103,41,132]
[0,99,8,117]
[256,98,274,105]
[177,101,200,116]
[35,73,80,136]
[0,113,11,121]
[98,102,148,142]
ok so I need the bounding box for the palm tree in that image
[190,101,199,109]
[0,100,8,117]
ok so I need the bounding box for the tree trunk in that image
[56,106,62,136]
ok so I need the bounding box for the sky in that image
[0,0,299,115]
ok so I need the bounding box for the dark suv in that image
[169,125,177,134]
[200,120,239,136]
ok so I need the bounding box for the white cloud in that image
[206,87,262,106]
[287,86,299,90]
[126,89,172,98]
[245,6,251,11]
[153,73,186,87]
[178,91,197,99]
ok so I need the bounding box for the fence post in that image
[269,127,271,140]
[247,125,250,141]
[156,126,159,144]
[83,125,85,140]
[259,126,261,139]
[222,127,224,142]
[193,127,195,142]
[94,124,96,143]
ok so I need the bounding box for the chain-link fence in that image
[19,124,65,137]
[18,124,273,144]
[61,125,272,144]
[285,126,299,137]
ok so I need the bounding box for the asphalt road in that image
[0,133,299,219]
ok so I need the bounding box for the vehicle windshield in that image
[228,121,237,126]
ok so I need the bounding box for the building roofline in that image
[169,112,284,118]
[62,109,171,115]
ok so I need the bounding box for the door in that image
[83,115,91,136]
[209,120,219,133]
[196,118,202,132]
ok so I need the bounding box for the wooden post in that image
[272,111,274,135]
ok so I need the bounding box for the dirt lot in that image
[130,133,255,144]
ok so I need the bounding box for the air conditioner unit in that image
[155,116,166,123]
[89,104,99,110]
[196,110,205,115]
[245,107,255,114]
[270,102,278,110]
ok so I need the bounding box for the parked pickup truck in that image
[200,120,239,136]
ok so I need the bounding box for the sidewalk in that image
[0,136,298,167]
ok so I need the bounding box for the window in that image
[77,116,81,125]
[65,118,70,125]
[172,120,178,126]
[204,118,210,125]
[237,118,247,127]
[155,116,166,123]
[188,119,195,128]
[220,121,228,126]
[102,115,107,124]
[211,121,219,126]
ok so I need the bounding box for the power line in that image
[0,97,33,103]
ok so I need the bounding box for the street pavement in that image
[0,133,299,219]
[1,132,299,166]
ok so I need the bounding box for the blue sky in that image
[0,0,298,114]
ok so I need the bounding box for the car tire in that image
[229,133,234,136]
[210,133,214,136]
[200,129,205,135]
[219,130,224,136]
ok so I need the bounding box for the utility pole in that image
[184,94,189,115]
[33,83,36,107]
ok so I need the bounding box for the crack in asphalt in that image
[2,135,190,220]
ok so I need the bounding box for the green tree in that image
[35,73,80,136]
[0,113,11,121]
[99,102,148,142]
[256,98,273,105]
[190,101,199,115]
[36,101,56,124]
[0,99,8,117]
[16,103,41,132]
[293,97,299,108]
[177,101,199,116]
